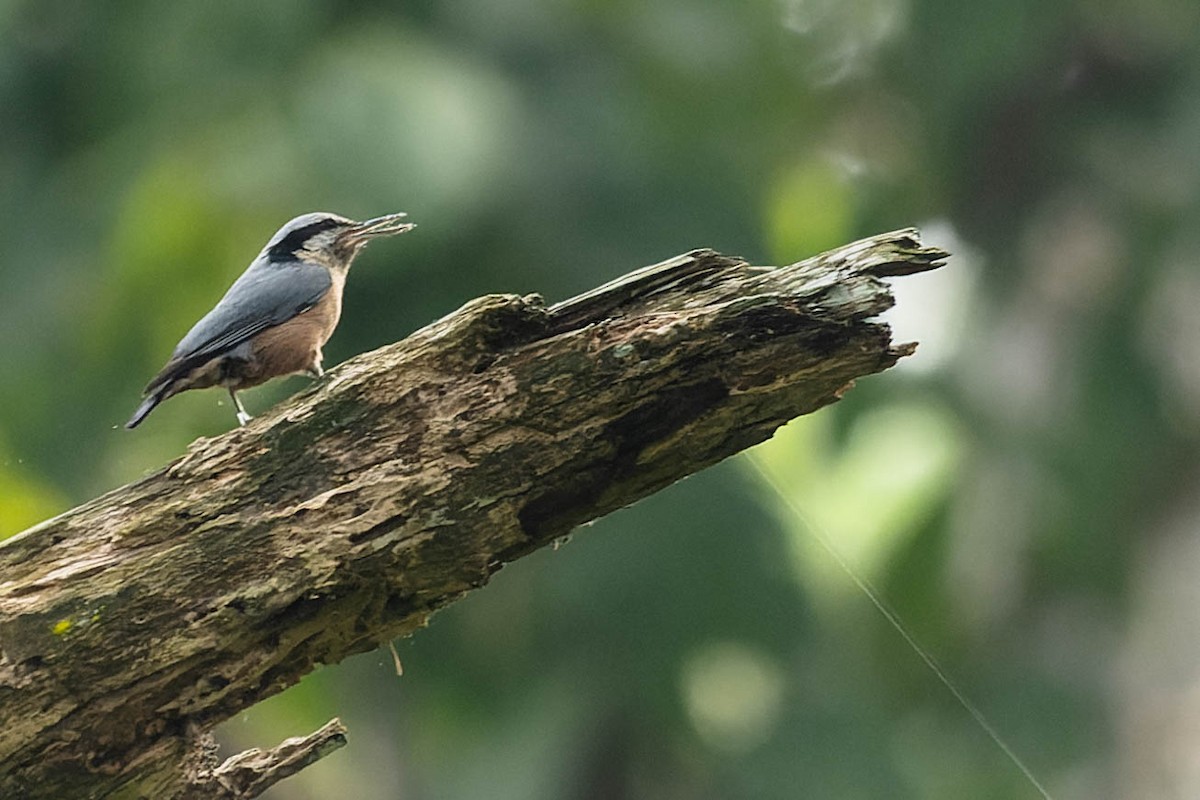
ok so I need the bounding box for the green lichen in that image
[50,606,102,637]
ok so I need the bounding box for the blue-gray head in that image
[264,211,415,269]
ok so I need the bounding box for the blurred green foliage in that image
[2,0,1199,797]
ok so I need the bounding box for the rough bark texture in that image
[180,718,348,800]
[0,229,948,799]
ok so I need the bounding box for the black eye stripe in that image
[268,218,342,259]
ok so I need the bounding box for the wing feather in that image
[144,259,331,393]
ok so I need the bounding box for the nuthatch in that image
[127,211,414,429]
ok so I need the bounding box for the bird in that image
[126,211,415,429]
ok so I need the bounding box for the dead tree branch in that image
[0,230,948,799]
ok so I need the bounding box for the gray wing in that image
[146,258,331,392]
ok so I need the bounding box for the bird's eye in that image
[269,219,341,260]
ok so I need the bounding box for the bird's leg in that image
[306,352,324,380]
[229,389,252,426]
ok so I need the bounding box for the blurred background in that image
[2,0,1199,797]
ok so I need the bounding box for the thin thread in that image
[745,453,1053,800]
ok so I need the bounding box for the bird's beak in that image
[344,212,416,244]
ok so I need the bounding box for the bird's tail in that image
[126,387,167,429]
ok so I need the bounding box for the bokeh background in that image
[3,0,1199,798]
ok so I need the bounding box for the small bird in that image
[127,211,414,429]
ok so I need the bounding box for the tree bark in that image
[0,229,948,799]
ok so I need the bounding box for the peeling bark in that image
[0,230,948,799]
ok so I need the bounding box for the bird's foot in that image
[229,389,252,426]
[306,364,325,379]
